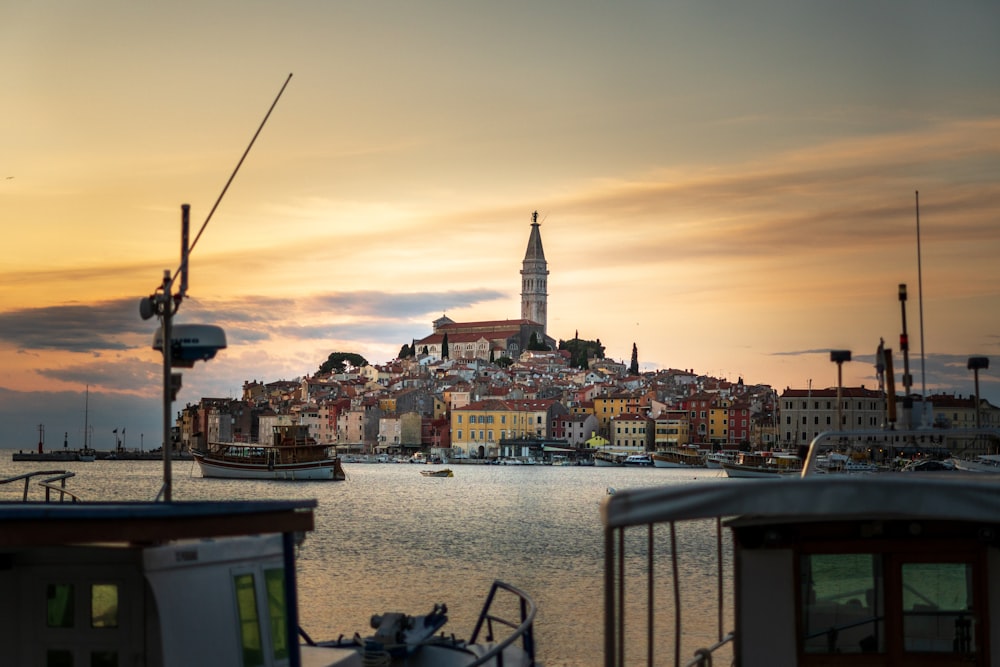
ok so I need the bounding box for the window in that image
[47,584,75,628]
[901,563,976,653]
[800,550,981,660]
[91,584,118,629]
[264,569,289,662]
[234,573,264,667]
[801,553,884,654]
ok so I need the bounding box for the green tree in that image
[629,342,639,375]
[441,333,449,359]
[558,337,606,369]
[527,331,550,351]
[397,343,413,359]
[495,356,514,368]
[318,352,368,375]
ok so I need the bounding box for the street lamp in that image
[968,357,990,429]
[831,350,852,431]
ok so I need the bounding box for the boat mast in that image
[83,384,88,451]
[915,191,928,426]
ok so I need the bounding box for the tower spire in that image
[520,211,549,333]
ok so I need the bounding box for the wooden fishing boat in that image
[193,424,346,481]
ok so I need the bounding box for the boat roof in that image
[0,499,316,547]
[600,474,1000,529]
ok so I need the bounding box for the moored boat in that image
[602,427,1000,665]
[721,451,802,478]
[704,450,738,468]
[420,468,454,477]
[192,424,346,481]
[651,448,705,468]
[594,450,627,467]
[623,453,654,467]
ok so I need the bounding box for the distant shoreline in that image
[9,449,193,462]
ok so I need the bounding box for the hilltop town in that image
[176,214,997,461]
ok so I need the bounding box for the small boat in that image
[192,424,346,480]
[601,427,1000,666]
[420,468,454,477]
[704,450,738,468]
[623,453,654,467]
[651,448,705,468]
[594,450,627,467]
[949,453,1000,473]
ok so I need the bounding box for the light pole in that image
[831,350,852,432]
[968,357,990,429]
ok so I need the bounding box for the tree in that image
[318,352,368,375]
[441,333,449,359]
[397,343,413,359]
[495,356,514,368]
[527,331,549,351]
[630,342,639,375]
[558,337,606,369]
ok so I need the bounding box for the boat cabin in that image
[0,498,361,667]
[602,468,1000,666]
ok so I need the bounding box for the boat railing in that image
[466,580,537,666]
[801,427,1000,477]
[604,513,733,667]
[682,632,734,667]
[0,470,82,503]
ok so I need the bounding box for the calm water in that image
[0,453,731,666]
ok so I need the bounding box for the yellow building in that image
[450,399,563,458]
[654,410,690,448]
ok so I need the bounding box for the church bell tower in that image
[520,211,549,333]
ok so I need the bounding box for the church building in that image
[413,212,556,362]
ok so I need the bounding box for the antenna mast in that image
[142,74,292,501]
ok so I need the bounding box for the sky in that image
[2,1,999,450]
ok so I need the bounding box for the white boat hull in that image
[721,462,800,478]
[193,455,344,480]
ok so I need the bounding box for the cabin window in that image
[91,584,119,628]
[47,584,75,628]
[264,568,289,662]
[801,553,884,654]
[234,573,264,667]
[901,562,975,653]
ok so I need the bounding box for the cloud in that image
[0,289,506,355]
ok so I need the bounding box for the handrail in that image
[466,580,537,666]
[683,633,734,667]
[0,470,81,502]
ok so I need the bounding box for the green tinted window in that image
[902,562,975,653]
[265,568,288,661]
[234,573,264,667]
[47,584,75,628]
[801,553,884,654]
[91,584,119,629]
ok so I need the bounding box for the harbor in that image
[0,451,728,667]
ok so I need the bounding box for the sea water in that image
[0,454,731,666]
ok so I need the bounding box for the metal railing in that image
[466,580,538,666]
[0,470,81,502]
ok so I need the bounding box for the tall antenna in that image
[141,73,292,502]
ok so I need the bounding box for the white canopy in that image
[601,473,1000,529]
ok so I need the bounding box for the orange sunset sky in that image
[2,1,998,448]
